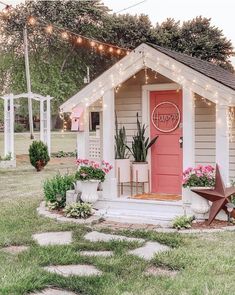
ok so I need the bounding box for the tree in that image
[0,1,233,120]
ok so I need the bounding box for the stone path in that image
[1,245,29,254]
[128,241,170,260]
[43,265,102,277]
[80,250,113,257]
[33,231,72,246]
[29,288,78,295]
[84,231,145,243]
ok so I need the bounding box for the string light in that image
[45,25,53,34]
[28,16,36,26]
[116,49,121,55]
[76,36,82,44]
[109,47,114,53]
[61,31,69,39]
[98,44,104,51]
[90,40,96,47]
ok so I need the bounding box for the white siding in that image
[115,84,142,144]
[229,107,235,180]
[195,98,216,165]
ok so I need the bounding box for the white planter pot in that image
[80,180,99,203]
[115,159,131,183]
[132,162,149,182]
[185,187,211,220]
[66,190,78,206]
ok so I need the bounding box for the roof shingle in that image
[147,43,235,91]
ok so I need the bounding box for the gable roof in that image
[148,43,235,91]
[61,43,235,112]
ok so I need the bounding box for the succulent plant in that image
[115,113,129,159]
[128,113,158,162]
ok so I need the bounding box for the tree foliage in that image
[0,0,233,117]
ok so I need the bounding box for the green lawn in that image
[0,132,77,156]
[0,159,235,294]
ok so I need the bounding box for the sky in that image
[2,0,235,64]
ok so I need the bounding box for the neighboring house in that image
[60,43,235,224]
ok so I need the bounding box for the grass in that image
[0,131,77,156]
[1,153,235,294]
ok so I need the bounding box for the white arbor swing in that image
[0,92,53,162]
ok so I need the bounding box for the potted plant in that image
[115,114,130,183]
[29,141,50,171]
[75,159,112,203]
[182,165,215,219]
[128,113,158,182]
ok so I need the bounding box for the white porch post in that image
[4,94,14,159]
[46,96,51,155]
[182,87,195,170]
[216,104,229,185]
[40,99,44,142]
[76,107,89,159]
[102,89,117,199]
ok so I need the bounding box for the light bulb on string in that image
[98,44,104,51]
[61,31,69,39]
[45,25,53,34]
[90,41,96,47]
[76,37,82,44]
[109,47,114,53]
[28,16,36,26]
[116,48,121,55]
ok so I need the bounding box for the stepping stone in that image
[145,266,178,277]
[128,241,170,260]
[84,231,144,243]
[29,288,78,295]
[32,231,72,246]
[80,250,113,257]
[43,264,102,277]
[1,245,29,254]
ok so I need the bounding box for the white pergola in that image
[0,92,53,160]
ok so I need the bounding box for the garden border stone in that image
[37,201,101,225]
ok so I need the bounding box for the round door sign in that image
[151,102,181,133]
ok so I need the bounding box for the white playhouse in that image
[61,43,235,224]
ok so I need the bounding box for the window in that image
[89,112,100,131]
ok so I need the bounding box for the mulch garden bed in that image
[191,219,233,229]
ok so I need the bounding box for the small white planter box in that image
[66,190,78,206]
[0,159,16,169]
[80,180,100,204]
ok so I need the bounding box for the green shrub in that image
[29,141,50,171]
[172,215,194,230]
[14,123,25,133]
[43,173,75,208]
[64,202,92,219]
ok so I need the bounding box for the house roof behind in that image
[148,43,235,91]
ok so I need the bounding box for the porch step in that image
[94,198,186,226]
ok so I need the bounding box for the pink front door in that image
[150,90,183,195]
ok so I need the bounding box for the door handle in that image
[179,137,183,148]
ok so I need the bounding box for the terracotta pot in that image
[132,162,149,182]
[115,159,131,183]
[35,160,45,172]
[80,180,99,203]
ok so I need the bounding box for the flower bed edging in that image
[37,201,101,225]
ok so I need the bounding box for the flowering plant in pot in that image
[115,114,130,183]
[127,113,158,182]
[75,159,112,203]
[182,165,215,219]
